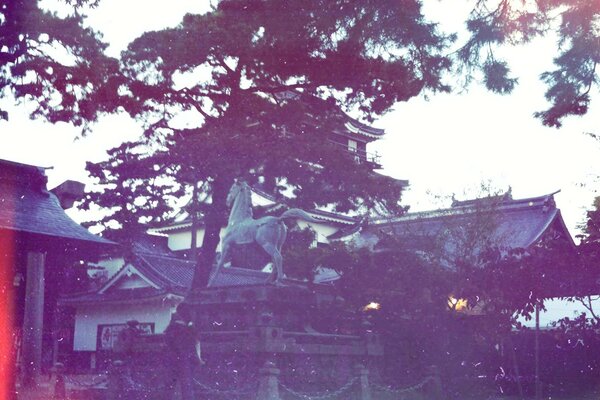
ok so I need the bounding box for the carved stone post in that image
[107,360,125,400]
[354,364,371,400]
[52,362,66,400]
[22,251,45,386]
[425,365,444,400]
[256,360,281,400]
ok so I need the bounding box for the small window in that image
[348,139,358,152]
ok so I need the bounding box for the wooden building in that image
[0,159,114,390]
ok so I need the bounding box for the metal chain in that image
[279,376,357,400]
[63,375,108,389]
[193,378,256,396]
[124,375,146,391]
[371,376,434,394]
[124,374,169,392]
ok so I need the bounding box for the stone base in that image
[112,281,383,399]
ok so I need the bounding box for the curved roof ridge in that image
[525,208,576,249]
[136,254,185,289]
[97,262,159,294]
[523,208,559,247]
[373,191,561,226]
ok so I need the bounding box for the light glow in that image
[448,296,468,312]
[363,302,381,311]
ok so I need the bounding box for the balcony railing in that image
[327,139,382,167]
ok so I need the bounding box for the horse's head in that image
[226,180,250,208]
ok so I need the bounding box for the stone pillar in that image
[52,362,66,400]
[354,364,371,400]
[107,360,126,400]
[256,360,280,400]
[425,365,444,400]
[21,251,45,386]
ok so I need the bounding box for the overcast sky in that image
[1,0,598,238]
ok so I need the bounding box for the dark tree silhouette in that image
[81,0,452,289]
[458,0,600,127]
[0,0,120,128]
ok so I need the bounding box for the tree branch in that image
[191,101,213,121]
[578,295,600,322]
[244,82,315,94]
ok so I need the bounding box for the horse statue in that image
[210,180,318,285]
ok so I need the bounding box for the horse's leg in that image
[257,240,283,285]
[276,222,287,254]
[255,222,286,285]
[273,223,287,284]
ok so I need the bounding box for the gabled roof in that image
[0,159,113,246]
[134,253,194,293]
[347,192,575,252]
[61,235,195,305]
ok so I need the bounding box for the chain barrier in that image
[279,376,357,400]
[371,376,434,395]
[63,374,108,389]
[194,378,257,397]
[123,373,169,392]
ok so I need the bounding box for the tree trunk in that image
[189,176,232,293]
[190,182,198,263]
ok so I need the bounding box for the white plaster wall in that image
[73,302,176,351]
[296,221,340,244]
[167,227,227,251]
[113,274,153,290]
[97,257,125,279]
[167,229,205,251]
[251,191,276,206]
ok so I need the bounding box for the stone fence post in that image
[106,360,126,400]
[256,360,281,400]
[354,364,371,400]
[425,365,444,400]
[52,362,66,400]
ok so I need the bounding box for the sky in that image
[1,0,599,239]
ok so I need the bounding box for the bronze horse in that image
[210,181,317,285]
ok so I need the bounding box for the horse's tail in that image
[278,208,320,223]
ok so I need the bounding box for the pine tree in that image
[458,0,600,127]
[0,0,120,128]
[81,0,453,289]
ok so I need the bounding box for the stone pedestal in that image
[116,279,383,399]
[256,360,280,400]
[187,282,383,395]
[355,364,372,400]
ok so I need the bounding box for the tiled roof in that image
[207,267,271,288]
[60,286,173,305]
[0,160,113,245]
[349,192,574,253]
[136,253,195,293]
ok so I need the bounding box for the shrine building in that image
[0,159,114,389]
